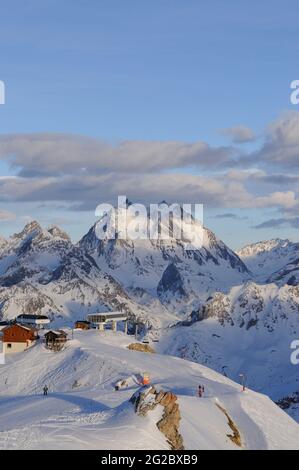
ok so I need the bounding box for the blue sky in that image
[0,0,299,248]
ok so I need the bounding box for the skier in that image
[198,385,202,398]
[43,385,49,396]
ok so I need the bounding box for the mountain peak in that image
[23,220,41,232]
[238,238,292,256]
[12,220,42,240]
[47,225,71,241]
[237,238,298,282]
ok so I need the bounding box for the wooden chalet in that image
[45,330,68,351]
[0,323,39,354]
[74,320,90,330]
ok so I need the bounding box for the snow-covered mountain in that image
[0,221,72,283]
[79,208,250,316]
[237,239,299,284]
[267,258,299,287]
[0,221,153,325]
[0,329,297,450]
[159,281,299,421]
[0,214,250,324]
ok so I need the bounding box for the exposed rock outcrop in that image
[216,404,242,447]
[276,392,299,410]
[127,343,155,354]
[130,386,184,450]
[157,263,187,299]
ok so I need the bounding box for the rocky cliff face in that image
[130,386,184,450]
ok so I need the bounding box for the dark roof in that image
[17,314,49,320]
[75,320,90,324]
[45,330,67,338]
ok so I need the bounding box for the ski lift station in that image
[16,314,51,329]
[87,312,128,333]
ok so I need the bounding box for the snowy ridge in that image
[237,238,299,283]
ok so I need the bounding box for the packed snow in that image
[0,330,298,450]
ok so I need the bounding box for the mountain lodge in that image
[75,320,91,330]
[16,314,51,329]
[0,324,39,354]
[45,330,68,351]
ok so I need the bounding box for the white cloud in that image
[220,126,255,143]
[254,111,299,168]
[0,172,296,214]
[254,191,298,209]
[0,114,298,222]
[0,133,236,175]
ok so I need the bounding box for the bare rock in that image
[127,343,155,354]
[130,386,184,450]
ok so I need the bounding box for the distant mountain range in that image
[0,212,251,324]
[237,238,299,285]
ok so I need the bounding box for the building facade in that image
[16,314,50,329]
[0,324,39,354]
[45,330,68,351]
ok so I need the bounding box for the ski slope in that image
[0,330,298,450]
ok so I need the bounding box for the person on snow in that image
[198,385,202,397]
[43,385,49,396]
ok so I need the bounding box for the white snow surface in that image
[0,330,298,450]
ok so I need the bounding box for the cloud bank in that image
[0,112,298,229]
